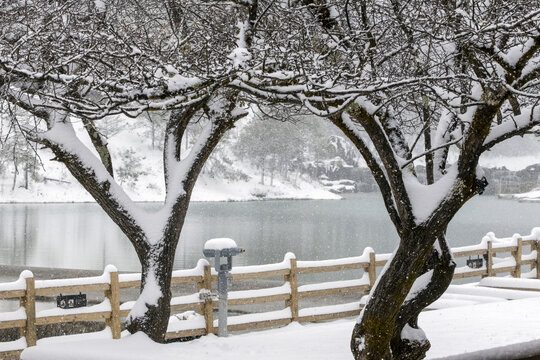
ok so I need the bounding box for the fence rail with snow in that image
[1,228,539,359]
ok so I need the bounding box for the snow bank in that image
[446,284,540,300]
[424,298,540,359]
[512,189,540,202]
[38,328,112,346]
[479,277,540,291]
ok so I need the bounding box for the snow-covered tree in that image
[230,1,540,358]
[3,0,540,356]
[0,0,255,342]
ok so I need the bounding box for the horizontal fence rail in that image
[1,228,539,359]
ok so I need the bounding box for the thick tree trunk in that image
[126,238,178,342]
[351,226,454,360]
[390,235,456,359]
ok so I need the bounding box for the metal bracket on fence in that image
[57,293,87,309]
[466,256,483,269]
[203,239,244,337]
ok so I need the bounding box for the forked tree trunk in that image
[390,235,455,359]
[351,226,454,360]
[126,242,176,342]
[123,92,240,342]
[125,194,192,342]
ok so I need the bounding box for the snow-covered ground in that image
[19,297,540,360]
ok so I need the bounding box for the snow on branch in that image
[402,166,458,224]
[483,105,540,151]
[37,114,152,247]
[400,137,464,170]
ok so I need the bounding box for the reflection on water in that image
[0,194,538,273]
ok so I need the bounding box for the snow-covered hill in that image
[0,118,339,203]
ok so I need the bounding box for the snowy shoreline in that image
[498,189,540,203]
[0,195,343,205]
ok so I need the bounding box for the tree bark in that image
[126,236,179,342]
[390,235,456,359]
[350,226,453,360]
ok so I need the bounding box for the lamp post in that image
[203,238,244,337]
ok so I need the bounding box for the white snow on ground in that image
[19,298,540,360]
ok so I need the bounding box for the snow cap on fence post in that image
[103,264,118,283]
[483,232,496,243]
[104,264,118,273]
[362,247,375,257]
[284,252,296,263]
[19,270,34,281]
[512,233,522,245]
[531,228,540,241]
[194,258,210,274]
[104,264,118,274]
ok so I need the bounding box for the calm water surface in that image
[0,194,538,274]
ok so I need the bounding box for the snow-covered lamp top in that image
[203,238,244,272]
[204,238,238,251]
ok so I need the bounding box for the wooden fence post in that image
[105,271,121,339]
[285,258,299,322]
[486,241,493,277]
[512,238,522,278]
[368,252,377,289]
[20,276,36,347]
[536,240,540,279]
[198,265,214,335]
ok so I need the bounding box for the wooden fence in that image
[1,235,539,359]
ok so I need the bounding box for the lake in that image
[0,194,539,275]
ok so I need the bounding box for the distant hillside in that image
[0,117,340,203]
